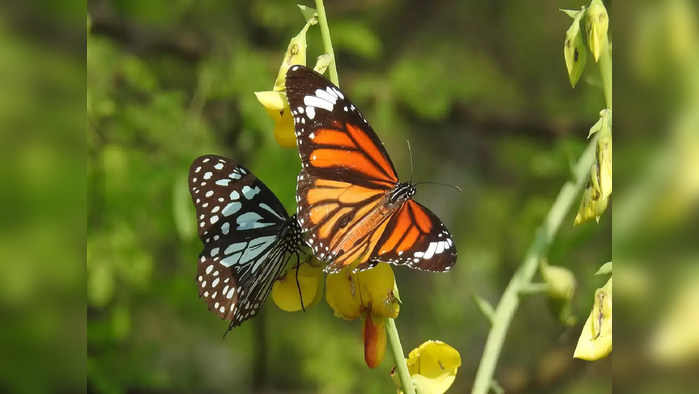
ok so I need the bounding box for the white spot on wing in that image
[259,203,285,220]
[222,202,242,217]
[224,242,246,255]
[423,242,438,260]
[242,186,261,200]
[304,95,334,111]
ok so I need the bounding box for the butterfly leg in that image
[294,251,306,313]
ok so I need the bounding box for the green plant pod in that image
[542,264,577,301]
[564,10,587,87]
[272,19,315,92]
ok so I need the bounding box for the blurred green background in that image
[19,0,699,392]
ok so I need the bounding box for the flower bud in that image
[597,134,612,200]
[586,0,609,62]
[574,170,609,225]
[362,312,387,368]
[541,261,578,326]
[564,11,588,88]
[313,54,333,75]
[541,263,577,301]
[272,18,315,92]
[574,277,612,360]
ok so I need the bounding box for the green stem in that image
[314,0,339,87]
[471,138,598,394]
[599,43,612,109]
[386,318,416,394]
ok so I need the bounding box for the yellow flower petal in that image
[357,263,400,319]
[273,109,297,148]
[412,373,456,394]
[326,266,363,320]
[255,91,288,111]
[271,263,321,312]
[362,312,387,369]
[574,277,612,360]
[396,340,461,394]
[326,263,401,320]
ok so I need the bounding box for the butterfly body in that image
[286,65,457,274]
[188,155,304,331]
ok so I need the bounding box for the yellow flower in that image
[586,0,609,62]
[574,277,612,360]
[391,340,462,394]
[271,257,323,312]
[574,171,610,225]
[326,263,400,368]
[255,91,297,148]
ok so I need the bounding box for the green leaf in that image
[595,262,613,276]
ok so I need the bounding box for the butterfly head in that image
[388,182,416,206]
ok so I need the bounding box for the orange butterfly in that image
[285,65,457,273]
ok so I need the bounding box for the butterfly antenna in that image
[406,140,414,183]
[295,252,306,313]
[414,181,463,193]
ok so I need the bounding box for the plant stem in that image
[386,318,416,394]
[471,138,598,394]
[599,43,612,109]
[314,0,339,87]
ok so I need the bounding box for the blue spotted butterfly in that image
[189,155,304,332]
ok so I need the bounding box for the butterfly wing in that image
[286,66,457,274]
[286,66,399,265]
[295,175,387,263]
[189,155,294,327]
[367,200,457,272]
[285,65,398,189]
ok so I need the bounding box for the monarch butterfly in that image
[285,65,457,273]
[188,155,304,332]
